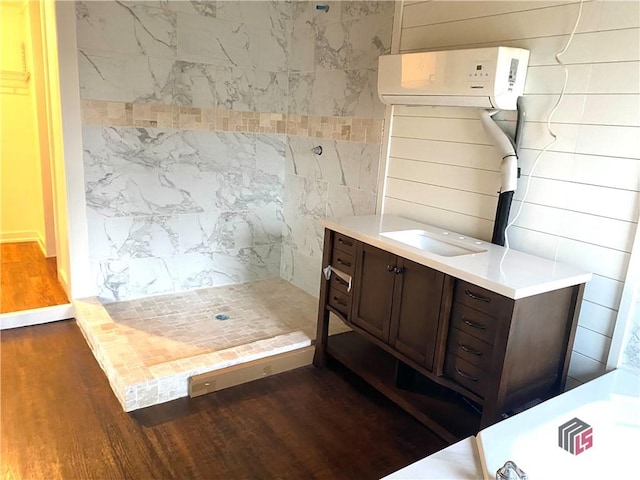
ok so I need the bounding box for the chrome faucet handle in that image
[496,461,528,480]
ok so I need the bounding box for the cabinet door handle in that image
[393,267,404,275]
[333,296,347,307]
[386,264,395,272]
[464,289,491,303]
[458,342,483,356]
[462,316,487,331]
[337,258,351,267]
[455,366,478,382]
[338,238,353,247]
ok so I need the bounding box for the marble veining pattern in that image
[76,1,177,58]
[74,278,350,411]
[84,124,284,301]
[78,1,393,300]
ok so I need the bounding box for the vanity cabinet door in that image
[389,258,444,371]
[351,242,396,342]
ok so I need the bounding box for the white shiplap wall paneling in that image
[383,197,495,239]
[588,62,640,94]
[392,116,492,144]
[564,182,638,222]
[584,274,624,311]
[576,124,640,158]
[524,64,592,94]
[519,122,580,152]
[571,154,640,191]
[387,158,501,195]
[390,137,500,170]
[385,177,498,219]
[560,210,636,252]
[573,326,613,364]
[517,149,640,192]
[568,351,606,383]
[517,149,575,179]
[402,1,579,29]
[387,0,640,386]
[401,1,605,52]
[518,94,587,124]
[555,238,630,281]
[504,226,562,261]
[578,300,618,338]
[581,95,640,127]
[506,202,565,237]
[394,105,482,119]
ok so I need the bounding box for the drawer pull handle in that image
[458,342,483,356]
[338,238,353,247]
[335,276,348,286]
[333,296,347,307]
[393,267,404,275]
[386,264,395,272]
[462,316,487,330]
[337,258,351,267]
[464,289,491,303]
[455,366,478,382]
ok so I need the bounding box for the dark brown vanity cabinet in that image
[326,232,356,320]
[350,243,395,341]
[351,243,447,371]
[314,228,585,442]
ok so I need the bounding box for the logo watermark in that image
[558,417,593,455]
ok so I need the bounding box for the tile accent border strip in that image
[81,100,384,145]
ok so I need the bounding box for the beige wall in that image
[384,0,639,386]
[0,1,46,249]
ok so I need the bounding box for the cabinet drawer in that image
[330,273,351,296]
[331,249,355,276]
[454,280,512,320]
[328,288,351,318]
[334,233,356,256]
[450,302,499,345]
[444,354,486,398]
[447,327,493,372]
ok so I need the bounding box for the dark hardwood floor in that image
[0,242,69,313]
[1,320,446,479]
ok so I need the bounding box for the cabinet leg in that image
[395,360,416,390]
[313,308,330,367]
[314,229,333,368]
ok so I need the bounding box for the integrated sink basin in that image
[380,229,487,257]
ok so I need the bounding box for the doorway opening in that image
[0,0,71,326]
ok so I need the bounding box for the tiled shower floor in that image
[74,278,349,411]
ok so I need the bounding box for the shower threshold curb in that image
[73,292,348,411]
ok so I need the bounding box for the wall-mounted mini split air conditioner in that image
[377,46,531,247]
[377,46,530,110]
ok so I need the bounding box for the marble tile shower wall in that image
[282,1,394,296]
[76,1,393,301]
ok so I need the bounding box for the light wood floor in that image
[0,242,68,313]
[1,320,446,479]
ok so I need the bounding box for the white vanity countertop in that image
[320,215,591,299]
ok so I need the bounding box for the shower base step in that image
[189,345,315,397]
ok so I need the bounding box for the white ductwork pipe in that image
[479,110,518,193]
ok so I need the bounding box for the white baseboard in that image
[36,232,47,256]
[57,268,70,297]
[0,231,48,256]
[0,303,74,330]
[0,231,40,244]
